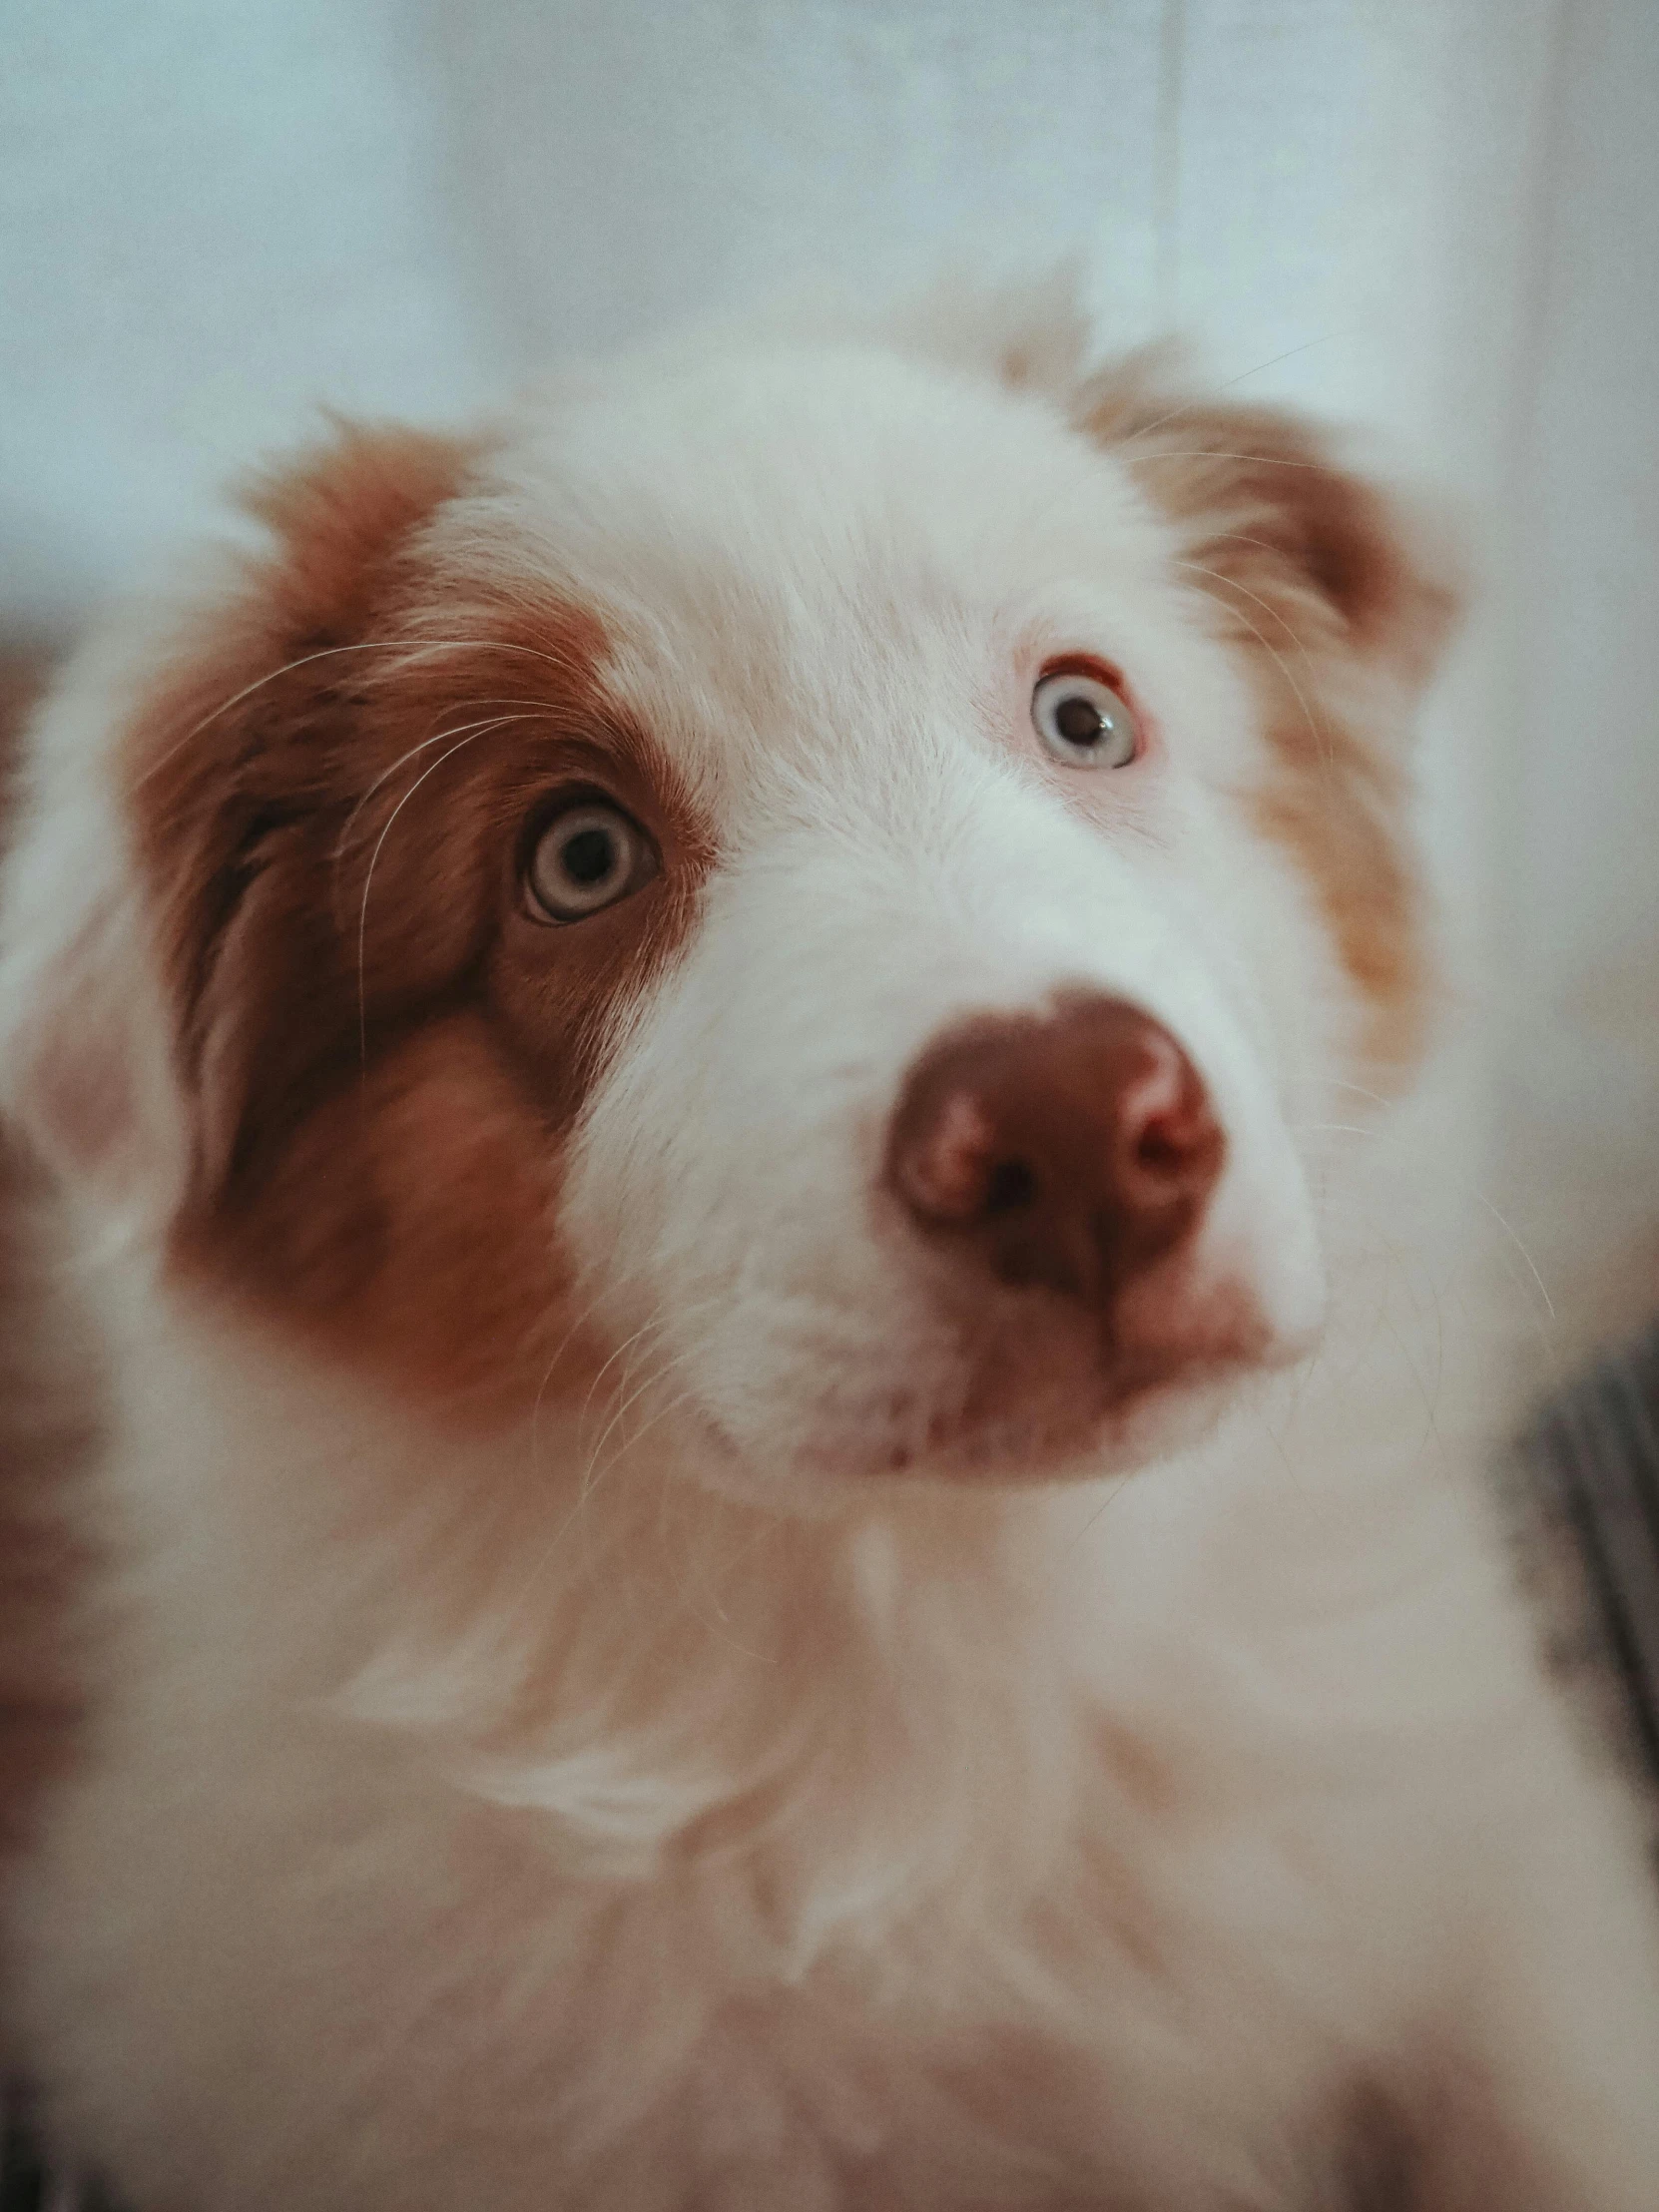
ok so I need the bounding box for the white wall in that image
[0,0,1548,587]
[1,0,497,615]
[3,0,1655,1320]
[1498,0,1659,1318]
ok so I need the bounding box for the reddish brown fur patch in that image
[1077,362,1460,1074]
[0,645,102,1864]
[0,1134,101,1863]
[124,421,713,1418]
[0,639,58,756]
[227,1017,571,1403]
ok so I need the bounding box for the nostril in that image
[1135,1122,1185,1173]
[1133,1105,1216,1182]
[1119,1043,1224,1198]
[982,1158,1037,1215]
[889,1089,997,1225]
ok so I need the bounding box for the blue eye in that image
[1031,667,1139,769]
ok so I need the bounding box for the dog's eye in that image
[524,801,656,923]
[1031,665,1140,770]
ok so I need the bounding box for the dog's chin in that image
[889,1356,1261,1487]
[672,1335,1301,1511]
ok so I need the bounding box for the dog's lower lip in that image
[821,1352,1241,1485]
[681,1314,1295,1489]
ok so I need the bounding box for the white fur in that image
[3,290,1659,2210]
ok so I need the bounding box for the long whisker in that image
[579,1332,670,1509]
[1073,1466,1138,1537]
[586,1345,676,1478]
[516,1356,700,1606]
[581,1359,702,1519]
[1291,1114,1560,1332]
[526,1277,732,1498]
[1174,556,1304,648]
[332,711,547,933]
[573,1289,733,1482]
[577,1313,668,1432]
[353,720,515,1068]
[1284,1073,1394,1109]
[1175,559,1329,772]
[1202,530,1301,558]
[571,1338,678,1584]
[134,636,593,792]
[332,704,554,870]
[1475,1193,1557,1323]
[527,1284,628,1488]
[1126,449,1330,471]
[1119,332,1351,447]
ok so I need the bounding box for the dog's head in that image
[1,286,1458,1503]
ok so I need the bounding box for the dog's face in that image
[4,300,1456,1503]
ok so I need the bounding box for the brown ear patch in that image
[1077,359,1461,1074]
[124,420,711,1420]
[236,417,483,650]
[0,1129,102,1861]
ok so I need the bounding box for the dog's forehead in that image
[507,344,1142,557]
[453,347,1166,813]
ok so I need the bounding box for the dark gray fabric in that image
[2,2086,110,2212]
[1512,1322,1659,1786]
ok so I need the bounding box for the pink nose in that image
[884,994,1225,1307]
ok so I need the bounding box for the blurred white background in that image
[2,0,1656,1334]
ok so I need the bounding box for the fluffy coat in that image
[2,279,1657,2209]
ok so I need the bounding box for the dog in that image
[2,276,1658,2210]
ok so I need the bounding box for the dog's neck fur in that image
[80,1057,1499,1975]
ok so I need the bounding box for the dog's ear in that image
[1073,348,1462,692]
[229,417,476,666]
[885,283,1461,693]
[1075,352,1464,1076]
[0,624,175,1200]
[139,422,482,1200]
[0,421,478,1203]
[142,420,487,1211]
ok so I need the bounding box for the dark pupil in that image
[1055,694,1106,746]
[561,826,617,886]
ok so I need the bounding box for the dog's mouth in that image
[850,1356,1254,1486]
[676,1262,1311,1497]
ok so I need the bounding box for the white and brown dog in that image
[2,280,1658,2209]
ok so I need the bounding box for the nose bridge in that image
[754,757,1179,1027]
[912,766,1223,1048]
[699,723,1289,1187]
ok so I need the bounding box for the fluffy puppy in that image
[2,280,1657,2211]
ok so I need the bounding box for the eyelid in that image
[1036,651,1129,689]
[516,779,640,871]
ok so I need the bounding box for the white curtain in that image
[3,0,1655,1324]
